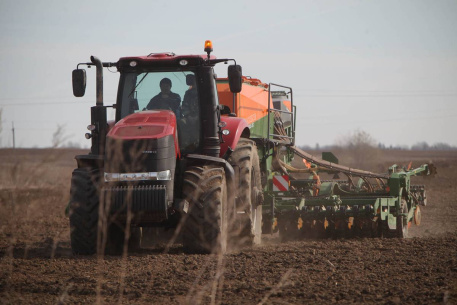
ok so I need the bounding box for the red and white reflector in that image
[273,175,289,192]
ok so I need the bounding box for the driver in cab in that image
[145,78,181,116]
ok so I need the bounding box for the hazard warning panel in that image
[273,175,289,192]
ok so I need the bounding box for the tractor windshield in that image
[118,71,201,153]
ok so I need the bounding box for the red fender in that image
[220,116,250,158]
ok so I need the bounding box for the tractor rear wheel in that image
[229,138,263,247]
[69,168,100,255]
[182,166,228,254]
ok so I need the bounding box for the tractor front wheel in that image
[182,166,228,254]
[69,168,100,255]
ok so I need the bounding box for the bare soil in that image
[1,148,456,304]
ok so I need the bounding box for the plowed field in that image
[1,148,456,304]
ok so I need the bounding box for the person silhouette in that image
[145,78,181,115]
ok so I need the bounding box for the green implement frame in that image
[262,154,434,239]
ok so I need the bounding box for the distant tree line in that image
[408,141,456,151]
[299,130,457,151]
[300,142,457,151]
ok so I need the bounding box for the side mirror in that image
[72,69,86,97]
[186,74,196,86]
[219,104,231,115]
[228,65,242,93]
[130,99,139,113]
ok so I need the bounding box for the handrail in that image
[267,108,293,115]
[271,134,295,140]
[267,83,294,146]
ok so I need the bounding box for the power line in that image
[0,100,118,107]
[296,93,457,98]
[1,89,456,105]
[299,113,457,126]
[0,101,91,107]
[297,108,457,119]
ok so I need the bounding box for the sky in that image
[0,0,456,149]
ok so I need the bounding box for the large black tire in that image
[182,166,228,254]
[228,138,263,246]
[69,168,100,255]
[69,168,142,256]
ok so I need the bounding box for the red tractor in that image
[69,41,262,254]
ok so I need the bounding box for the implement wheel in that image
[414,206,422,225]
[229,138,263,247]
[182,166,228,254]
[395,199,409,238]
[383,199,409,238]
[69,168,100,255]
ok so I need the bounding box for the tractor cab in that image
[72,42,243,160]
[116,68,202,154]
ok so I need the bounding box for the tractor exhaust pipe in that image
[89,55,107,156]
[91,56,103,106]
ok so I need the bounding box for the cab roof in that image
[117,53,217,71]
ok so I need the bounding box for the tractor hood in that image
[108,110,177,140]
[107,110,180,159]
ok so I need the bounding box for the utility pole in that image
[12,122,15,149]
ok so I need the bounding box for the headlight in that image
[104,170,172,182]
[157,170,171,180]
[104,173,120,182]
